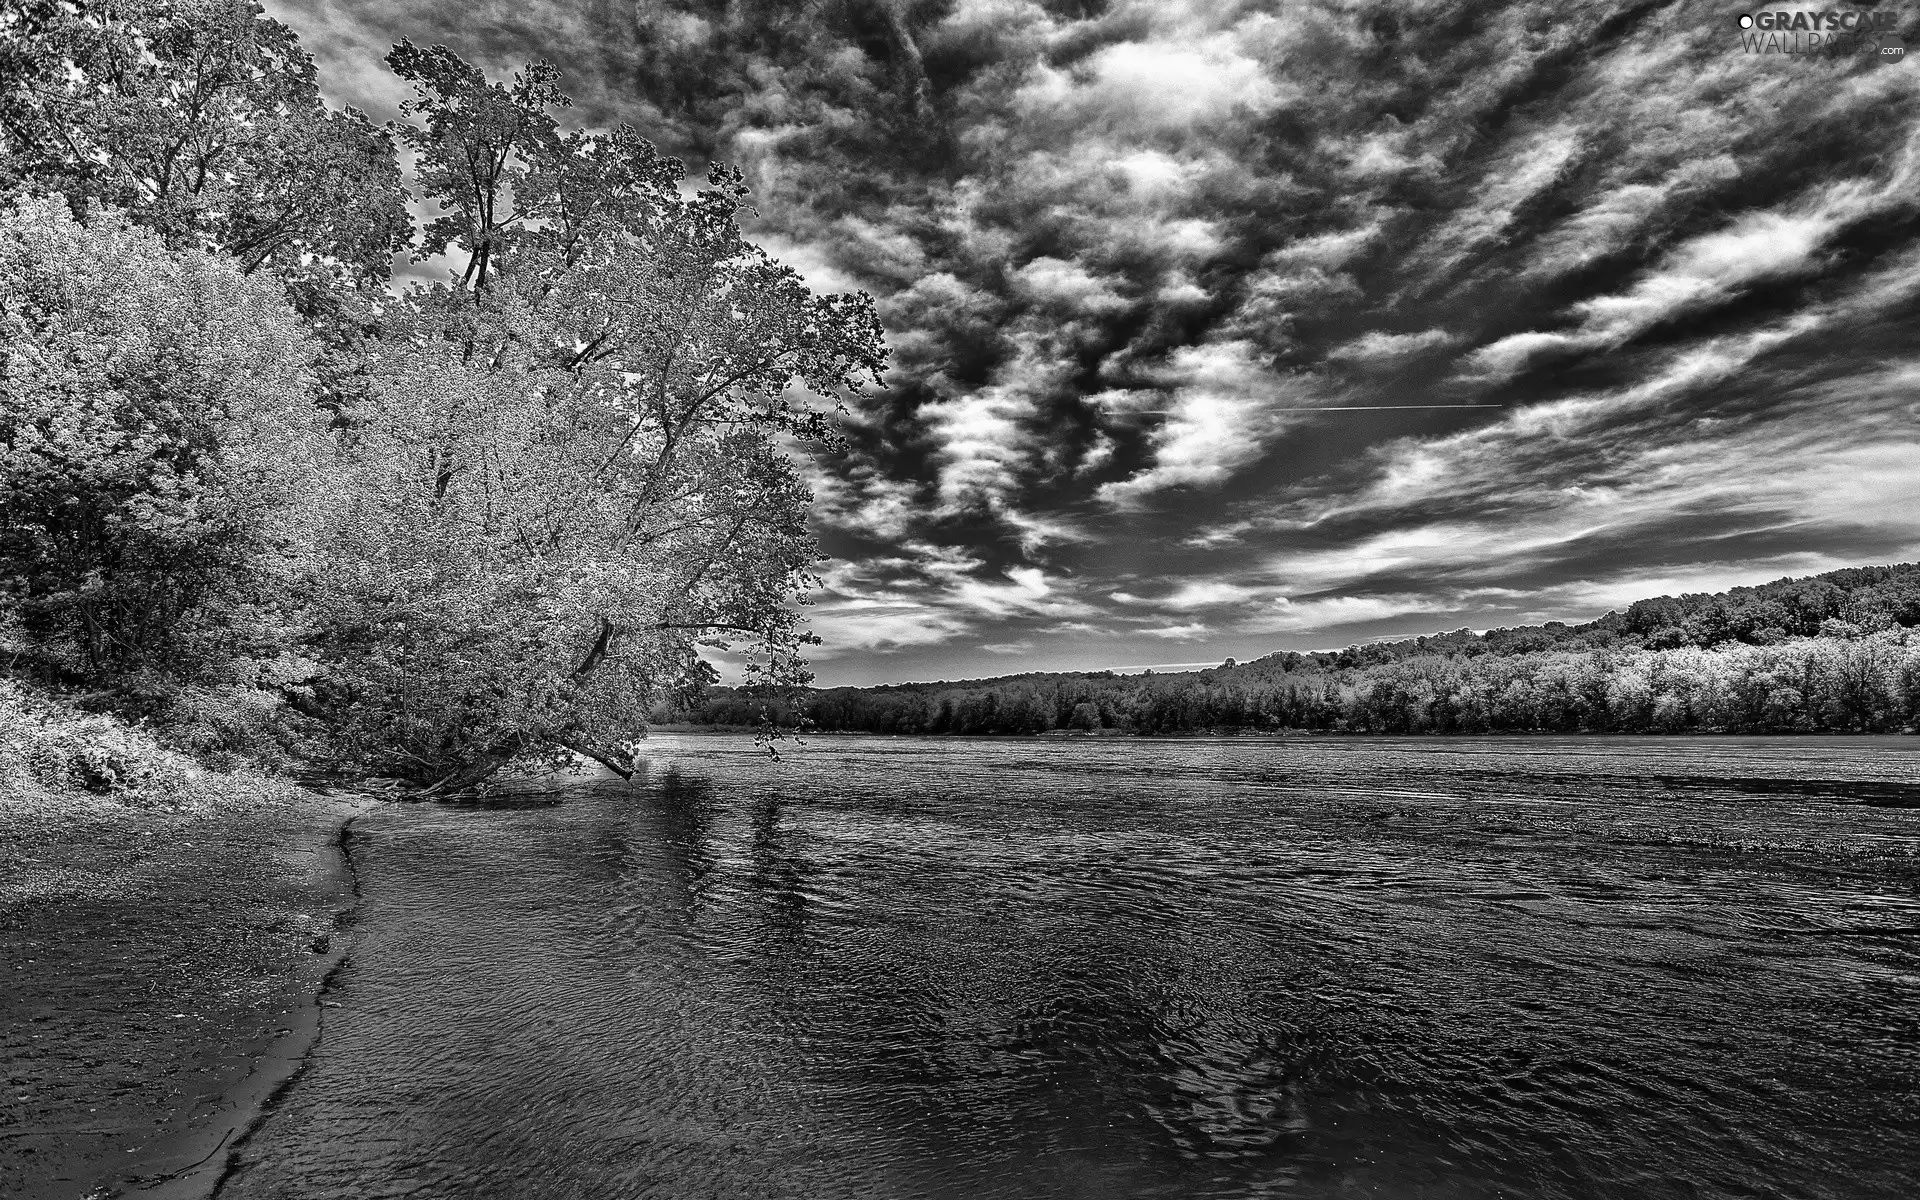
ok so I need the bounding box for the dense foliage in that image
[0,200,329,688]
[0,0,885,791]
[0,0,410,282]
[677,564,1920,736]
[298,46,882,791]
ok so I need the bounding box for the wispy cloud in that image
[1095,341,1317,506]
[980,639,1036,655]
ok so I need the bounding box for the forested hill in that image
[1229,560,1920,673]
[673,563,1920,736]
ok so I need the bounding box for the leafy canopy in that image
[0,198,331,688]
[0,0,411,283]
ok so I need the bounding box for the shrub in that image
[0,199,333,689]
[0,680,198,804]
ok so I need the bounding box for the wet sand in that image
[1,783,374,1199]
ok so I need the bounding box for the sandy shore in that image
[1,781,376,1200]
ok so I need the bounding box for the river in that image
[217,734,1920,1200]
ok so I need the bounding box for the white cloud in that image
[1017,35,1287,131]
[1144,622,1211,640]
[1328,328,1460,363]
[950,565,1095,620]
[1075,430,1116,477]
[981,639,1036,654]
[996,505,1091,553]
[1110,579,1258,610]
[807,602,971,655]
[1462,330,1582,381]
[1520,156,1741,280]
[1096,340,1315,506]
[803,461,924,540]
[1011,256,1131,314]
[1399,124,1583,293]
[751,231,865,295]
[919,341,1057,512]
[1572,210,1831,341]
[1107,149,1191,202]
[1238,593,1457,635]
[1463,135,1920,381]
[1179,520,1257,548]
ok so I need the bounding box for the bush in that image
[0,198,332,688]
[141,683,318,774]
[0,680,198,804]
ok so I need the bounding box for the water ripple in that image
[221,735,1920,1200]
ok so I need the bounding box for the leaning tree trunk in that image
[395,619,641,799]
[404,730,637,799]
[547,730,639,780]
[407,733,541,798]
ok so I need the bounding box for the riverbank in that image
[1,683,374,1200]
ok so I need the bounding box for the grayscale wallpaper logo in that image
[1737,8,1909,60]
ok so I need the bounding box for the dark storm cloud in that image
[268,0,1920,683]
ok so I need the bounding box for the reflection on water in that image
[220,736,1920,1200]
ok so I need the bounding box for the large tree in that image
[0,0,410,284]
[302,47,888,793]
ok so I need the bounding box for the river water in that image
[219,735,1920,1200]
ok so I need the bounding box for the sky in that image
[266,0,1920,686]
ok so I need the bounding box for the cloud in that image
[751,231,866,295]
[1519,156,1742,280]
[803,459,926,542]
[1328,328,1460,364]
[1011,256,1131,315]
[1013,32,1288,133]
[1144,622,1211,641]
[1463,122,1920,381]
[807,601,972,656]
[916,334,1063,512]
[980,639,1036,655]
[948,564,1096,620]
[1111,579,1258,611]
[1239,594,1458,636]
[996,506,1091,554]
[1095,340,1315,506]
[1461,206,1841,382]
[1399,124,1585,295]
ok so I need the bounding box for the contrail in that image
[1122,404,1503,413]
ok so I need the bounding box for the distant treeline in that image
[669,563,1920,735]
